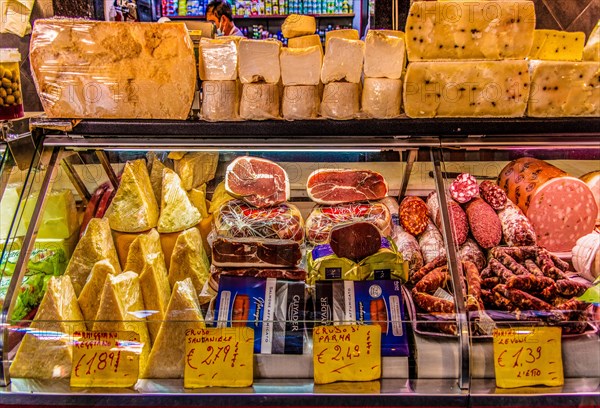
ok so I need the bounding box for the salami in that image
[399,196,429,236]
[481,277,500,289]
[463,261,484,311]
[506,274,555,293]
[494,284,553,311]
[480,266,494,279]
[418,221,447,264]
[554,279,591,297]
[391,225,424,276]
[426,192,468,245]
[494,252,530,276]
[415,268,449,293]
[409,256,447,284]
[490,246,538,263]
[535,249,568,281]
[411,289,455,313]
[524,259,545,278]
[449,173,479,203]
[329,222,382,261]
[458,238,486,271]
[488,258,516,282]
[497,200,537,247]
[464,198,502,249]
[491,290,515,311]
[479,180,507,210]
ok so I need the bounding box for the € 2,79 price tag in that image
[313,324,381,385]
[70,331,140,388]
[184,327,254,388]
[493,326,564,388]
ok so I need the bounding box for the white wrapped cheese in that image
[364,30,406,79]
[282,14,316,39]
[403,60,530,118]
[288,34,322,51]
[325,29,359,47]
[321,82,360,120]
[282,85,320,120]
[238,39,281,84]
[321,38,365,84]
[361,78,402,119]
[240,83,280,120]
[583,21,599,61]
[201,80,238,121]
[527,61,600,117]
[199,38,238,81]
[280,46,322,86]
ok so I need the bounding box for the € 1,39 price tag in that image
[184,327,254,388]
[313,324,381,385]
[493,326,564,388]
[70,331,140,388]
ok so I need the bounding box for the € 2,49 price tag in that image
[184,327,254,388]
[493,326,564,388]
[70,331,140,388]
[313,324,381,385]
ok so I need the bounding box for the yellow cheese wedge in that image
[23,189,79,239]
[112,230,141,270]
[10,276,86,379]
[584,20,600,61]
[139,255,171,344]
[0,185,27,240]
[208,181,235,213]
[529,30,585,61]
[188,184,209,219]
[288,34,323,52]
[150,157,168,207]
[78,259,117,329]
[198,216,213,255]
[142,278,205,378]
[124,228,164,273]
[325,29,359,48]
[282,14,316,39]
[168,227,210,295]
[158,169,201,233]
[173,152,219,191]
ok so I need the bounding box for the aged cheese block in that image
[22,190,79,239]
[282,14,316,39]
[282,85,320,120]
[149,156,167,206]
[158,169,201,233]
[188,184,209,219]
[168,227,210,295]
[208,181,235,214]
[528,30,585,61]
[280,46,322,86]
[173,152,219,191]
[527,61,600,117]
[78,260,117,329]
[362,78,402,119]
[321,38,365,84]
[364,30,406,79]
[288,34,322,51]
[124,228,164,273]
[158,225,201,270]
[403,60,530,118]
[405,1,536,61]
[139,255,171,345]
[199,37,238,81]
[583,20,599,61]
[321,82,360,120]
[238,39,281,84]
[201,80,239,121]
[30,20,196,119]
[240,83,280,120]
[325,29,359,48]
[0,185,26,240]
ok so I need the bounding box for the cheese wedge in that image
[362,78,402,118]
[201,80,239,121]
[0,185,26,240]
[107,159,159,233]
[10,276,86,379]
[280,45,322,86]
[124,228,164,273]
[78,259,117,329]
[139,256,171,344]
[403,60,530,118]
[238,39,281,84]
[584,20,600,61]
[321,82,360,120]
[288,34,322,51]
[112,230,140,270]
[282,14,316,39]
[150,157,168,206]
[529,30,585,61]
[208,181,235,214]
[321,38,365,84]
[199,37,238,81]
[188,184,209,219]
[364,30,406,79]
[158,169,201,233]
[173,152,219,191]
[142,278,205,378]
[65,218,122,296]
[159,225,201,270]
[22,190,79,239]
[168,227,210,295]
[325,29,359,48]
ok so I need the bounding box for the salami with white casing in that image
[391,225,424,276]
[458,238,486,271]
[418,220,446,264]
[479,180,507,210]
[426,192,468,245]
[497,199,537,246]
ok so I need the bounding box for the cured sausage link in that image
[409,255,447,285]
[411,289,455,314]
[495,252,530,275]
[494,284,554,312]
[489,258,516,282]
[415,268,449,293]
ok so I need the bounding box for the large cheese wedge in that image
[199,37,238,81]
[209,181,235,214]
[364,30,406,79]
[65,218,121,296]
[168,227,210,295]
[173,152,219,191]
[93,271,151,374]
[10,276,86,379]
[107,159,159,233]
[142,278,205,378]
[0,185,26,240]
[78,259,117,329]
[403,60,530,118]
[22,190,79,239]
[282,85,320,120]
[528,30,585,61]
[112,230,141,269]
[580,170,600,225]
[149,157,168,206]
[158,169,201,233]
[321,82,360,120]
[583,20,599,61]
[159,225,201,270]
[280,46,322,86]
[240,83,280,120]
[124,228,164,273]
[282,14,316,39]
[238,39,281,84]
[405,1,536,61]
[139,256,171,344]
[288,34,322,51]
[188,184,209,219]
[201,80,239,121]
[321,38,365,84]
[325,29,359,48]
[527,61,600,117]
[30,20,196,119]
[362,78,402,119]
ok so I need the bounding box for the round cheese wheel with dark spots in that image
[329,222,382,262]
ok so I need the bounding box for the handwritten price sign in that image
[70,331,140,388]
[493,326,563,388]
[184,327,254,388]
[313,325,381,384]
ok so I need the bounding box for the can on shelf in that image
[0,48,24,121]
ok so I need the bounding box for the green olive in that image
[6,95,15,104]
[1,78,10,88]
[13,90,20,99]
[3,69,12,80]
[0,88,6,98]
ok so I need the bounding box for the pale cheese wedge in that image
[208,181,235,214]
[173,152,219,191]
[124,228,164,273]
[280,45,322,86]
[528,30,585,61]
[325,29,359,48]
[139,256,171,344]
[168,227,210,295]
[282,14,316,39]
[158,169,201,233]
[364,30,406,79]
[188,184,209,219]
[583,20,600,61]
[78,259,117,329]
[150,157,168,206]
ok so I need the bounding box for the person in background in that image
[206,0,244,37]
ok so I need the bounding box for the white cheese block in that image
[403,60,530,118]
[201,80,238,121]
[240,83,280,120]
[321,37,365,84]
[320,82,360,120]
[282,85,320,120]
[362,78,402,119]
[288,34,323,51]
[199,38,238,81]
[405,1,536,61]
[280,45,322,86]
[238,39,281,84]
[364,30,406,79]
[527,61,600,117]
[583,20,600,61]
[325,29,359,48]
[282,14,316,39]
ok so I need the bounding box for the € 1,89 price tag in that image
[70,331,140,388]
[184,327,254,388]
[313,324,381,385]
[493,326,564,388]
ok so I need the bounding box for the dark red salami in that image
[449,173,479,203]
[306,169,388,205]
[479,180,507,210]
[463,261,484,311]
[495,284,554,311]
[399,196,429,236]
[464,198,502,249]
[489,258,516,282]
[426,192,468,245]
[554,279,591,297]
[409,256,447,285]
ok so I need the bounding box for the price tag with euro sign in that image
[70,331,140,388]
[313,324,381,384]
[493,326,564,388]
[184,327,254,388]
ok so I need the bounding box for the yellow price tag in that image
[493,326,564,388]
[313,325,381,385]
[184,327,254,388]
[70,331,140,388]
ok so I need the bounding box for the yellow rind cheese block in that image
[282,85,321,120]
[168,227,210,295]
[240,83,281,120]
[65,218,122,296]
[173,152,219,191]
[527,61,600,117]
[188,184,209,219]
[583,20,600,61]
[158,169,201,233]
[403,60,530,117]
[321,38,365,84]
[78,259,117,329]
[288,34,323,52]
[364,30,406,79]
[282,14,316,39]
[10,276,86,379]
[208,181,235,214]
[280,45,323,86]
[142,278,205,378]
[238,39,282,84]
[320,82,361,120]
[199,37,238,81]
[22,190,79,239]
[325,29,359,48]
[405,1,536,61]
[149,158,168,206]
[124,228,164,273]
[107,159,159,233]
[529,30,585,61]
[362,78,402,119]
[139,256,171,345]
[158,225,201,270]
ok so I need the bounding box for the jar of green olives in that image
[0,48,24,120]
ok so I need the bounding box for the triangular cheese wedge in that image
[78,259,117,329]
[158,169,201,233]
[10,276,86,379]
[150,158,168,207]
[188,184,209,219]
[65,218,121,296]
[107,159,159,233]
[124,228,164,274]
[208,181,235,214]
[139,256,171,344]
[173,152,219,191]
[168,227,210,294]
[143,278,205,378]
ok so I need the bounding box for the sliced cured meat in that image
[479,180,507,210]
[497,200,537,247]
[306,169,388,205]
[225,156,290,208]
[464,198,502,249]
[329,222,382,261]
[449,173,478,204]
[399,196,429,236]
[426,192,468,245]
[458,238,486,271]
[211,237,302,267]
